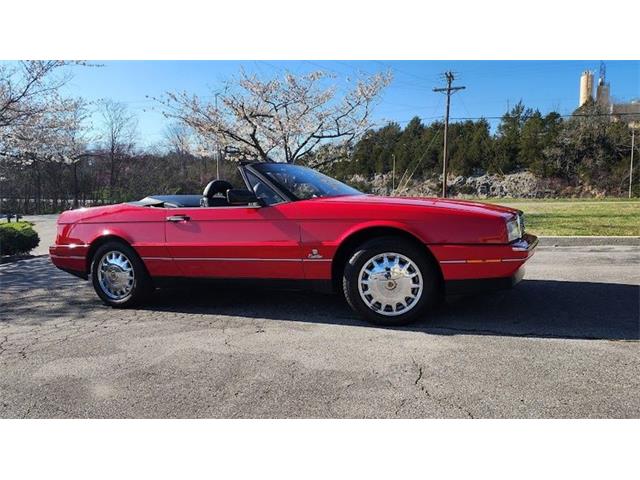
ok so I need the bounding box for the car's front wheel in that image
[342,237,439,326]
[91,241,152,307]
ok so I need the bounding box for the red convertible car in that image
[50,162,537,325]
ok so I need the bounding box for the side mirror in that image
[226,189,260,206]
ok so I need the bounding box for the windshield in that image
[251,163,362,201]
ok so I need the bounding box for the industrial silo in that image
[579,71,594,107]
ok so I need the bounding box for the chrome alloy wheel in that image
[357,252,424,316]
[97,250,135,300]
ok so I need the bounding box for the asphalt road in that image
[1,243,638,418]
[22,214,58,256]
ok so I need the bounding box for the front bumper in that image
[431,233,538,294]
[445,264,526,296]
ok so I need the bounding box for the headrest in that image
[203,179,233,198]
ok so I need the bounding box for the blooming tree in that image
[1,96,92,207]
[0,61,69,131]
[158,69,392,164]
[1,99,86,165]
[0,61,98,210]
[1,62,87,169]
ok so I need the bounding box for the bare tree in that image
[158,69,391,164]
[164,122,192,155]
[99,100,138,200]
[163,122,193,178]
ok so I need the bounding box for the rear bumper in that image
[49,244,88,279]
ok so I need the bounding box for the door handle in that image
[166,215,190,222]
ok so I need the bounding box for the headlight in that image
[506,214,523,242]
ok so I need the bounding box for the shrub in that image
[0,222,40,255]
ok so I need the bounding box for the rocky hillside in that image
[349,171,607,198]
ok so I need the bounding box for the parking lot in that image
[1,239,638,418]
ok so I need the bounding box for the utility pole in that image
[391,153,396,194]
[214,92,221,179]
[433,71,465,197]
[630,126,636,199]
[215,146,221,180]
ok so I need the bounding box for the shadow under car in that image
[141,279,640,341]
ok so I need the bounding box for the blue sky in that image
[57,60,639,146]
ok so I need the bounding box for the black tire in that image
[342,236,439,326]
[90,240,153,308]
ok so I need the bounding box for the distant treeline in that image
[323,101,636,196]
[0,151,243,215]
[1,102,636,215]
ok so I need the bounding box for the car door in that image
[164,174,304,279]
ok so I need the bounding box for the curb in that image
[538,236,640,247]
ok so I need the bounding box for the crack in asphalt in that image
[325,382,354,414]
[413,364,423,386]
[22,401,35,419]
[0,335,8,356]
[410,357,475,419]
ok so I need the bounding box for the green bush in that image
[0,222,40,255]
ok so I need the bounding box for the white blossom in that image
[157,69,392,164]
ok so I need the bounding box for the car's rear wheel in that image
[91,241,152,307]
[342,237,438,326]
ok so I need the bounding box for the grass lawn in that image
[479,199,640,236]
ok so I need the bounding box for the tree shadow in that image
[0,255,52,286]
[144,279,640,341]
[1,258,97,324]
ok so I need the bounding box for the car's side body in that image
[50,188,537,296]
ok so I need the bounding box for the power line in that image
[396,127,443,193]
[391,111,640,124]
[373,61,434,83]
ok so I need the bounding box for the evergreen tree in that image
[393,117,425,177]
[520,111,545,172]
[491,101,533,173]
[448,120,492,175]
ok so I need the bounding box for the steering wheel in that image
[253,182,278,205]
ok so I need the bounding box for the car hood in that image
[316,194,518,218]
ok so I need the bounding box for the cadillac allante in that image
[50,162,537,325]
